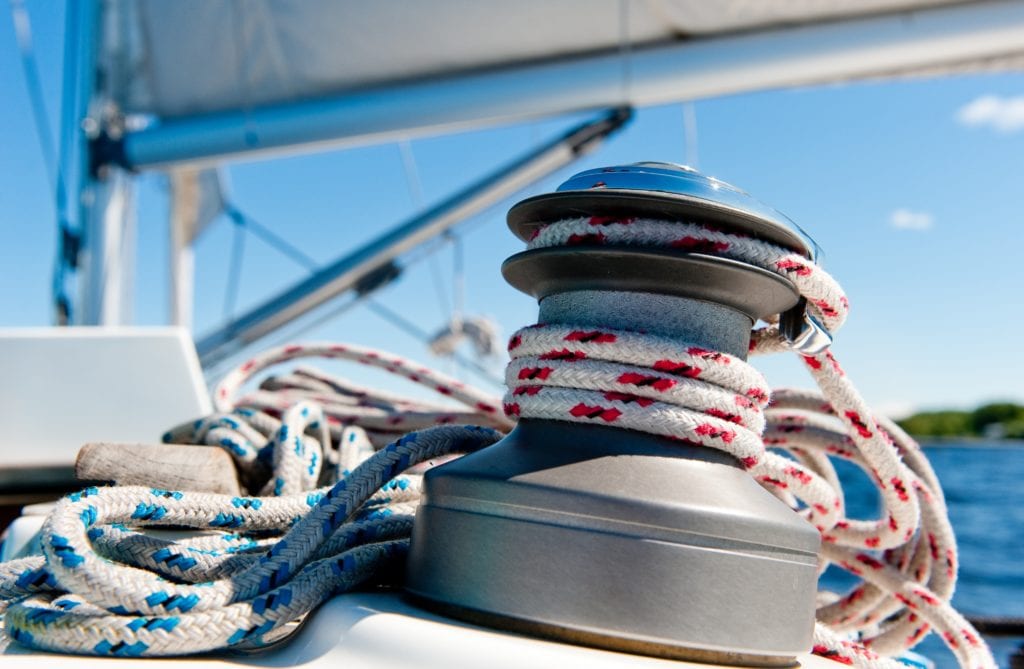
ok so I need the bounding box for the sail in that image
[96,0,1024,169]
[116,0,1017,120]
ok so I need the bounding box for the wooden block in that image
[75,443,241,495]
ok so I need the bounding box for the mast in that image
[68,0,136,325]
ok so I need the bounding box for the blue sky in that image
[3,3,1024,416]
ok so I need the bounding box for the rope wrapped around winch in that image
[0,216,995,668]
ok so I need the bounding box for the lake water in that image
[825,443,1024,667]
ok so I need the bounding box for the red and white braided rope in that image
[214,341,514,443]
[529,216,849,334]
[507,216,993,669]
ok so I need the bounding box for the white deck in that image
[0,589,835,669]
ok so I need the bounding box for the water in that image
[825,443,1024,667]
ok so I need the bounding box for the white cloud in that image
[955,95,1024,133]
[889,208,933,231]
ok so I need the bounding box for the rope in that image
[0,426,499,655]
[512,216,993,668]
[0,215,994,668]
[0,342,507,656]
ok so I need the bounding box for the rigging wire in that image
[8,0,76,323]
[226,207,319,272]
[204,281,506,396]
[451,234,465,327]
[398,139,453,321]
[682,101,699,169]
[219,205,319,322]
[222,214,248,320]
[209,149,509,386]
[364,299,505,389]
[202,293,365,386]
[395,137,501,383]
[204,222,482,384]
[208,208,482,382]
[397,140,425,206]
[9,0,61,194]
[428,238,453,321]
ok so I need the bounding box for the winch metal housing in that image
[406,163,821,666]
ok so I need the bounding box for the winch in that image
[406,163,823,666]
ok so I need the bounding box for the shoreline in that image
[916,436,1024,448]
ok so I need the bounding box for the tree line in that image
[895,403,1024,439]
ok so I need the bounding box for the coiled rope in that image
[0,215,994,668]
[0,349,507,656]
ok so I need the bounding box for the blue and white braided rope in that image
[0,425,500,656]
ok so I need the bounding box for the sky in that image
[2,3,1024,417]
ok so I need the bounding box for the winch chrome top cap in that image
[508,162,819,260]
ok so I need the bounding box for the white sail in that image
[117,0,1017,121]
[91,0,1024,169]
